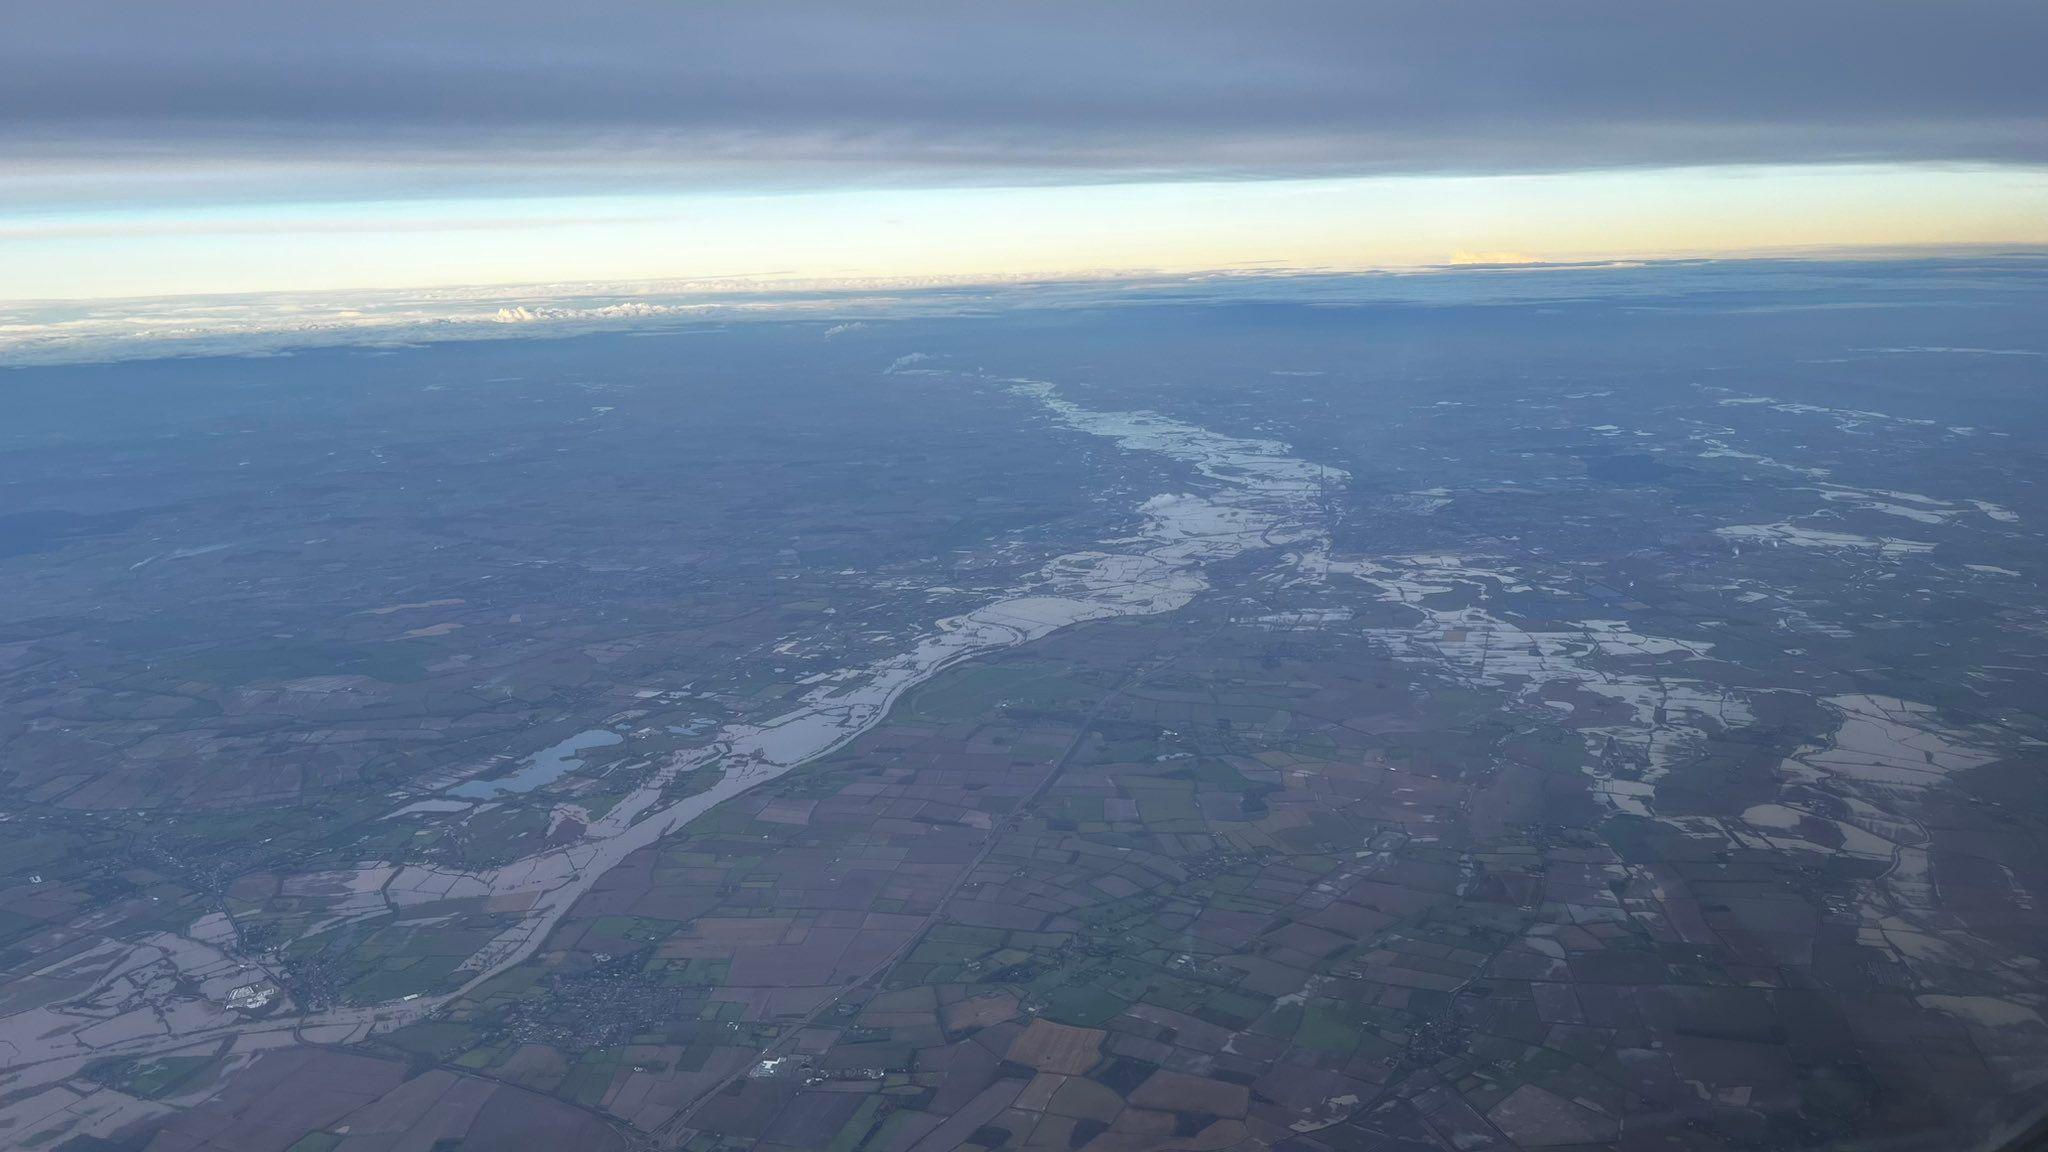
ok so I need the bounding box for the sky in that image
[5,2,2046,300]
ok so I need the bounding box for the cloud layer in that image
[8,1,2046,204]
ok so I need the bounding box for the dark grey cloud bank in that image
[7,1,2046,201]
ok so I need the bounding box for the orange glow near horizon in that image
[3,163,2045,300]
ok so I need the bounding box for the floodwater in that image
[449,728,623,798]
